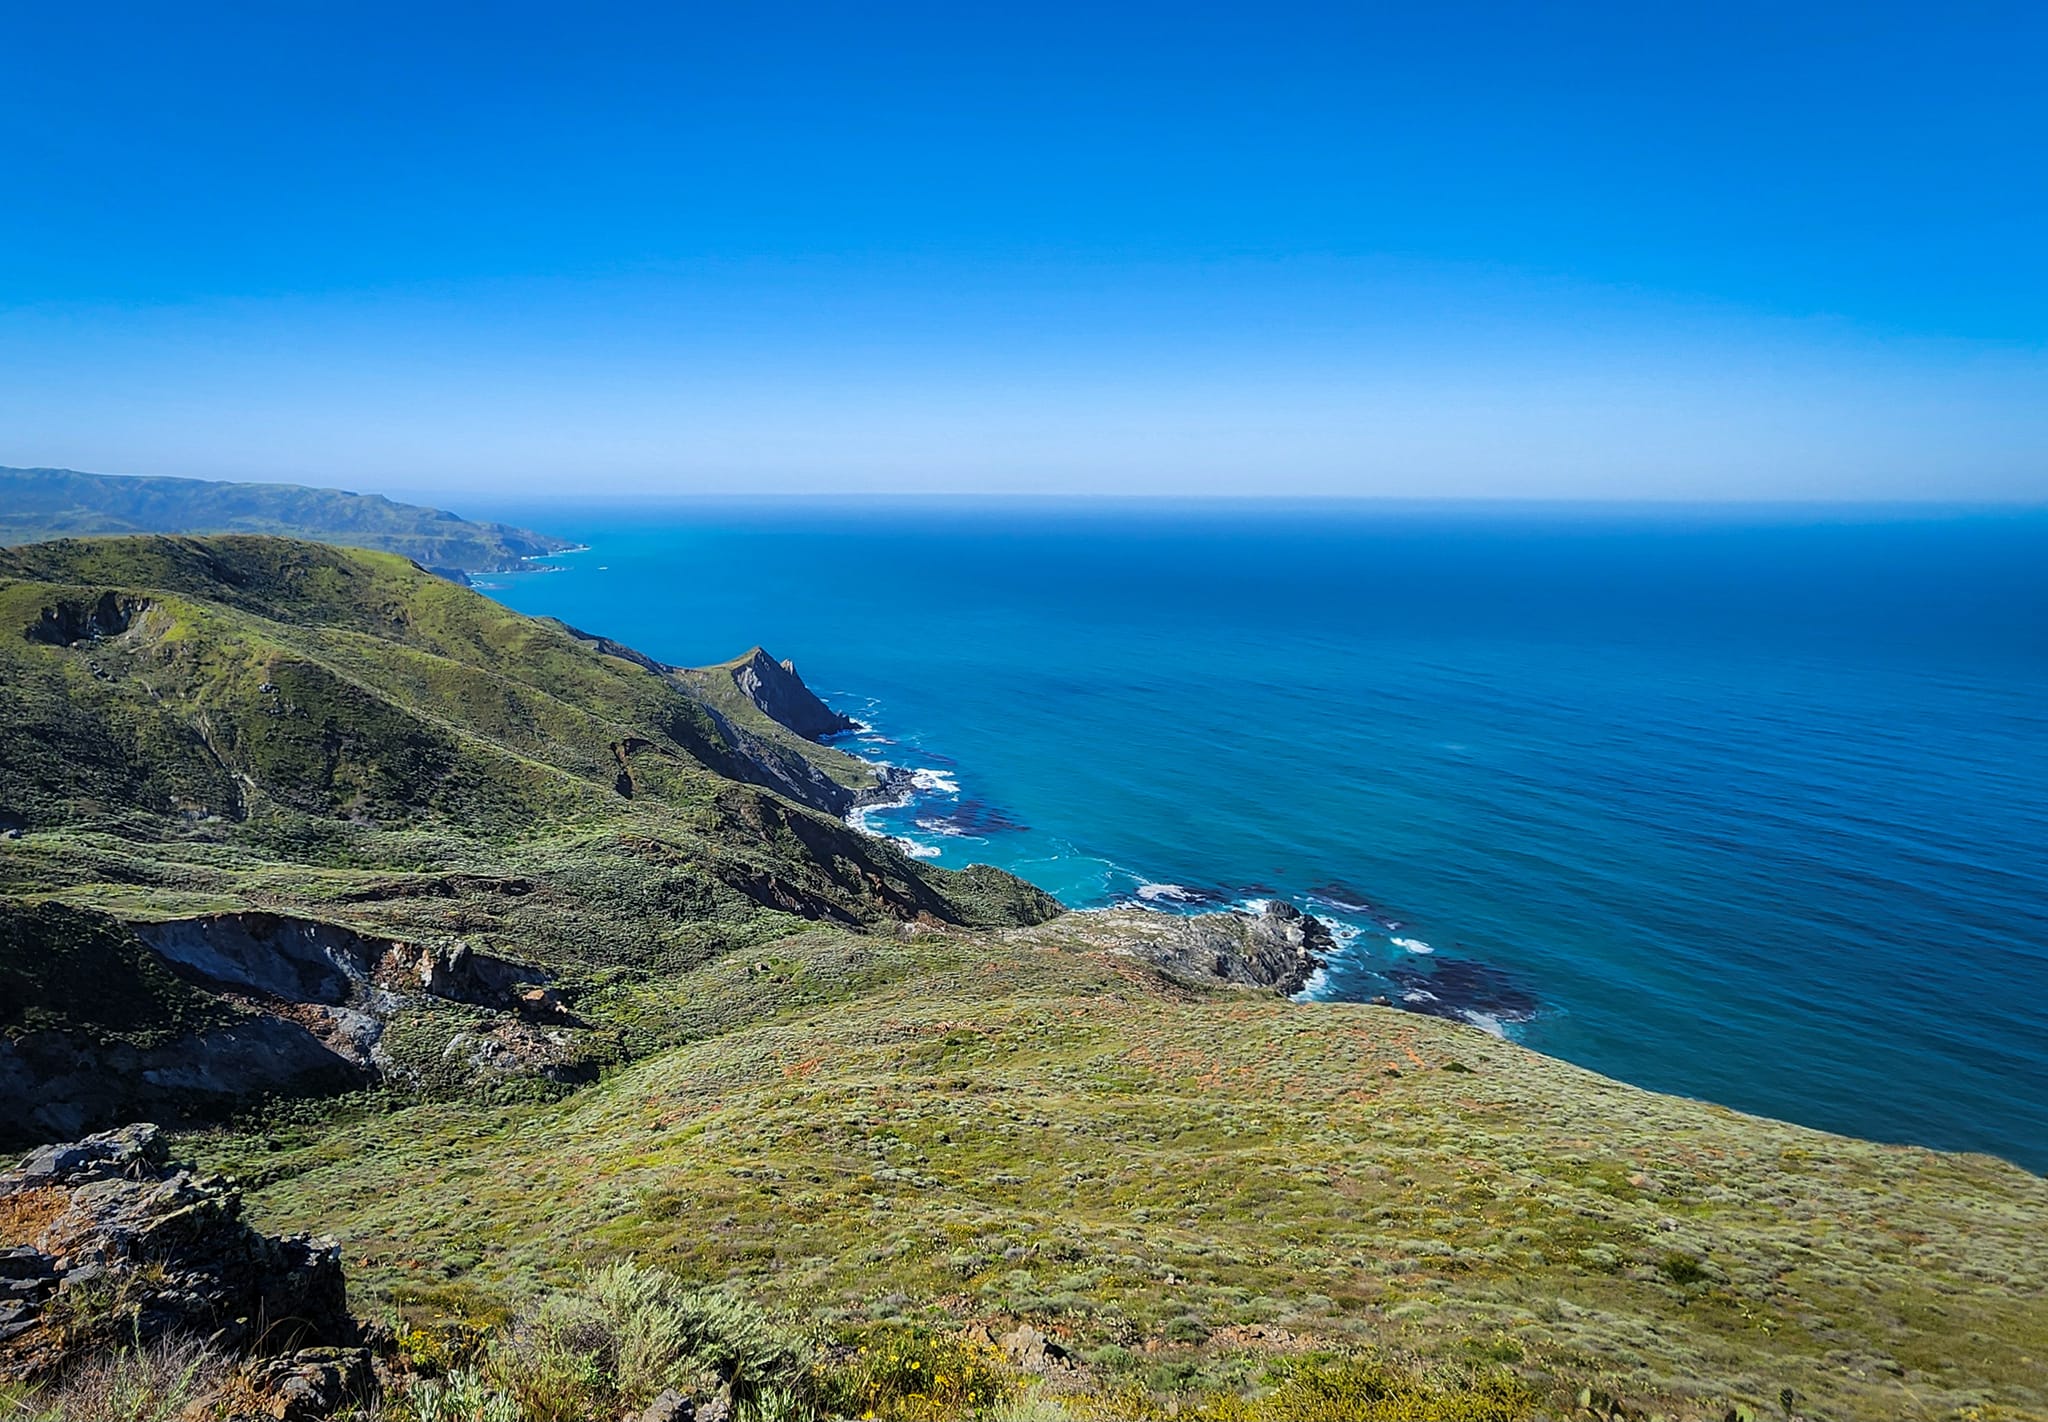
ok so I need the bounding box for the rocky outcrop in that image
[691,703,865,816]
[0,1019,366,1148]
[555,626,867,815]
[0,1124,361,1383]
[1138,900,1334,996]
[137,912,567,1024]
[22,590,153,646]
[1018,901,1333,997]
[727,647,856,741]
[1,903,582,1146]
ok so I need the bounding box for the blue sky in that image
[3,1,2045,499]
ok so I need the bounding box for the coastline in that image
[829,697,1538,1037]
[471,506,2048,1173]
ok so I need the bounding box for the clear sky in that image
[3,1,2045,500]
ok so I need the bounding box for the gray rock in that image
[726,647,856,740]
[1128,900,1335,996]
[997,1322,1072,1371]
[0,1249,53,1281]
[6,1123,166,1191]
[641,1388,695,1422]
[0,1125,357,1380]
[248,1345,375,1420]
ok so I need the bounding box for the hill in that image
[0,466,575,577]
[0,534,1056,1135]
[0,535,2042,1422]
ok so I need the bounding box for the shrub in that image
[1658,1251,1710,1286]
[821,1326,1014,1420]
[388,1366,521,1422]
[488,1259,814,1421]
[1180,1354,1540,1422]
[393,1318,494,1377]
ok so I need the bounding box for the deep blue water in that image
[478,500,2048,1173]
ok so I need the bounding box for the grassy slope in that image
[0,466,574,574]
[195,922,2048,1422]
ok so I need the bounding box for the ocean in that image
[478,499,2048,1172]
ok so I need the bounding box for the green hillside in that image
[208,920,2048,1422]
[0,536,1056,1117]
[0,466,574,576]
[1,534,2042,1422]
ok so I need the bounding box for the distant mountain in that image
[0,465,574,578]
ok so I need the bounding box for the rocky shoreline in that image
[1003,899,1336,997]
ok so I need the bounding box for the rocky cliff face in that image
[728,647,857,741]
[0,1124,359,1381]
[1136,900,1334,995]
[1009,900,1333,997]
[1,902,587,1146]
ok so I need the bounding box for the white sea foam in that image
[1321,917,1366,947]
[890,836,942,859]
[1136,882,1202,903]
[1391,936,1433,954]
[1291,964,1331,1001]
[845,794,915,838]
[909,767,960,794]
[1401,988,1440,1004]
[1457,1010,1508,1038]
[914,817,979,839]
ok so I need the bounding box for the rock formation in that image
[727,647,857,740]
[1135,899,1335,996]
[0,1124,362,1387]
[1,902,587,1145]
[1017,900,1334,997]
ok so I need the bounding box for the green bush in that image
[487,1260,814,1421]
[1658,1251,1710,1286]
[387,1367,520,1422]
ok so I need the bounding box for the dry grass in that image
[0,1334,225,1422]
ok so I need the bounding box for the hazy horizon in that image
[5,3,2046,500]
[19,463,2048,517]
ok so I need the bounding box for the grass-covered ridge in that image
[0,535,1047,931]
[0,465,574,576]
[197,919,2048,1421]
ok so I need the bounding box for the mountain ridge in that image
[0,465,575,577]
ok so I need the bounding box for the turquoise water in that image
[480,500,2048,1172]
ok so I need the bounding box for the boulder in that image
[4,1123,168,1192]
[247,1345,375,1420]
[640,1388,696,1422]
[996,1322,1071,1371]
[0,1124,358,1382]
